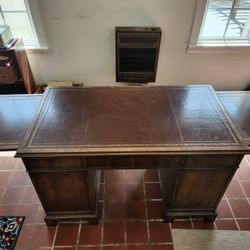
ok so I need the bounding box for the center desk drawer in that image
[184,155,242,169]
[85,155,181,169]
[24,157,83,171]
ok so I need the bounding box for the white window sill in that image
[187,44,250,54]
[25,46,50,54]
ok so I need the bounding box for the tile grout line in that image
[213,220,217,230]
[190,216,194,229]
[0,169,12,202]
[11,185,29,219]
[225,197,240,230]
[219,197,250,200]
[238,180,250,183]
[142,173,151,250]
[76,221,82,249]
[19,184,29,204]
[0,184,35,188]
[0,186,6,201]
[215,217,250,220]
[51,223,59,250]
[236,173,250,206]
[0,170,15,172]
[100,170,106,250]
[124,170,128,250]
[245,156,250,166]
[13,158,22,171]
[6,169,14,186]
[26,219,36,249]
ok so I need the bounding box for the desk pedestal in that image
[159,154,243,222]
[23,158,100,226]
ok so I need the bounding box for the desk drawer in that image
[134,156,181,168]
[184,155,242,169]
[85,155,181,169]
[24,157,83,170]
[85,156,134,169]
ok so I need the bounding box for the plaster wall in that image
[27,0,250,90]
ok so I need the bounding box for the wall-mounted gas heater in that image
[116,27,161,83]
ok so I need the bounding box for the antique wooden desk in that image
[14,86,249,226]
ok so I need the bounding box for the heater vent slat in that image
[116,27,161,83]
[120,36,158,44]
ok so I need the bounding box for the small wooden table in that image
[15,86,249,226]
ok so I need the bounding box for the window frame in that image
[24,0,39,47]
[0,0,48,53]
[188,0,250,53]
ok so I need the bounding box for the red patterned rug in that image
[0,216,25,250]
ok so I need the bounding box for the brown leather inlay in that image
[0,94,42,149]
[26,86,238,149]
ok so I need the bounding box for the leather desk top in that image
[217,91,250,145]
[0,94,42,150]
[16,86,248,157]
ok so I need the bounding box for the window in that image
[0,0,40,48]
[189,0,250,52]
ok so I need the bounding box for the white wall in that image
[28,0,250,90]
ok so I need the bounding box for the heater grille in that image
[120,48,157,72]
[116,27,161,83]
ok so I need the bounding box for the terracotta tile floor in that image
[0,154,250,250]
